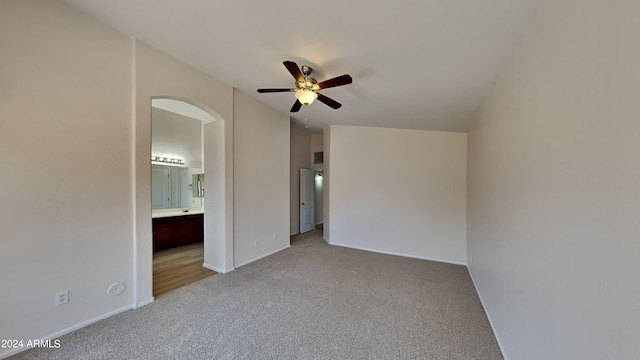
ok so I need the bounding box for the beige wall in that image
[151,107,202,169]
[311,134,324,224]
[289,122,311,235]
[233,89,290,267]
[310,133,324,171]
[467,0,640,359]
[0,0,133,352]
[202,119,229,272]
[135,40,235,300]
[323,126,332,242]
[328,125,467,264]
[0,1,289,356]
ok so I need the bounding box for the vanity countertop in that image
[152,208,204,218]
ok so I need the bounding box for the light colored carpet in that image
[12,230,502,359]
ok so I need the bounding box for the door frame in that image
[300,168,315,233]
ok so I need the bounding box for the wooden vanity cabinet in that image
[152,214,203,252]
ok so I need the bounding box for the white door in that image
[300,168,315,233]
[151,166,171,209]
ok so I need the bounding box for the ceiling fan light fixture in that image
[257,61,351,112]
[295,89,318,105]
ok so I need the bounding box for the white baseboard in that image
[134,297,154,309]
[202,262,231,273]
[468,267,509,360]
[0,304,132,359]
[290,232,299,236]
[234,244,290,268]
[329,242,467,266]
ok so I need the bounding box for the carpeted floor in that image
[11,230,502,359]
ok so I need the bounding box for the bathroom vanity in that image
[152,209,204,252]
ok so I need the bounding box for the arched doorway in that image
[134,95,233,307]
[151,96,228,272]
[150,98,221,295]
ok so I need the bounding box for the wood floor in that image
[153,243,216,297]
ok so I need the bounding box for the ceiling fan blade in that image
[257,88,294,93]
[290,100,302,112]
[283,61,304,83]
[317,74,353,90]
[316,93,342,109]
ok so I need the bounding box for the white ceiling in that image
[62,0,539,133]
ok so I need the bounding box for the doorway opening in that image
[150,97,221,296]
[299,168,324,234]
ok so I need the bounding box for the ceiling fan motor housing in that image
[299,77,319,91]
[296,66,319,90]
[301,65,313,76]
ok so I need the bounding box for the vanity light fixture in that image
[151,156,185,165]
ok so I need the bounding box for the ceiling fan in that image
[257,61,352,112]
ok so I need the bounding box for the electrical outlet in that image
[55,290,68,306]
[273,234,277,240]
[254,239,258,247]
[470,254,473,264]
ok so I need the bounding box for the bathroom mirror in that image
[152,165,202,209]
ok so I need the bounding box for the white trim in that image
[202,262,231,274]
[134,296,154,309]
[290,232,299,236]
[329,242,467,266]
[234,245,291,268]
[468,267,509,360]
[0,305,132,359]
[130,35,138,309]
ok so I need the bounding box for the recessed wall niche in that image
[314,151,324,164]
